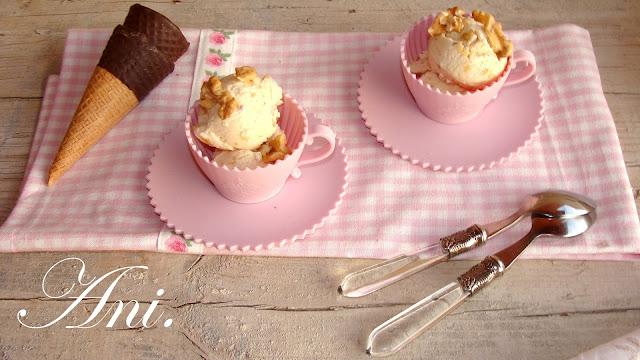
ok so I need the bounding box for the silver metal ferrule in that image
[440,225,487,258]
[457,256,505,295]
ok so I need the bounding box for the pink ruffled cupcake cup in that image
[401,14,537,124]
[186,94,336,203]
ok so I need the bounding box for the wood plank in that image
[0,98,40,221]
[0,1,640,359]
[0,253,638,359]
[608,94,640,168]
[1,1,639,97]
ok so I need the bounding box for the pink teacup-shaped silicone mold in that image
[401,14,537,124]
[186,95,336,203]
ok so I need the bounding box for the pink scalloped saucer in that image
[358,36,544,172]
[146,113,348,251]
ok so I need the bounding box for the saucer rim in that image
[146,116,349,251]
[358,35,545,173]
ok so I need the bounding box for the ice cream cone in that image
[97,25,175,100]
[48,67,138,185]
[124,4,189,62]
[47,4,188,185]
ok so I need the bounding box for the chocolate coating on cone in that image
[48,67,138,185]
[98,25,174,100]
[124,4,189,62]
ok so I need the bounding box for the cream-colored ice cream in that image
[409,53,464,92]
[420,71,465,92]
[213,149,263,169]
[195,67,283,151]
[211,126,291,169]
[194,67,291,169]
[410,7,513,91]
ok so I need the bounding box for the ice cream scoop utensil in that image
[366,212,596,357]
[338,191,595,298]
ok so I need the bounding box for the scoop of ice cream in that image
[213,149,263,169]
[409,52,465,93]
[410,53,465,93]
[409,52,431,75]
[195,67,283,151]
[425,7,512,89]
[419,71,465,93]
[210,126,292,169]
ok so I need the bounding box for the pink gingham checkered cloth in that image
[1,26,639,259]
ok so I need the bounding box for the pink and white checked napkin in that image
[1,25,639,259]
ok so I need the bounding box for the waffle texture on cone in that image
[98,25,174,100]
[48,67,138,185]
[123,4,189,62]
[48,4,189,185]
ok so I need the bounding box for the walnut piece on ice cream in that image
[412,7,514,90]
[428,6,465,36]
[471,10,513,58]
[428,7,512,58]
[195,66,283,151]
[199,75,239,120]
[235,66,259,84]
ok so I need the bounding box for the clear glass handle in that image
[338,244,446,298]
[366,282,468,357]
[339,225,489,298]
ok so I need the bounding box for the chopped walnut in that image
[208,76,223,96]
[262,151,287,164]
[199,98,215,111]
[268,133,290,154]
[471,10,513,57]
[261,132,291,164]
[218,95,239,119]
[471,10,493,28]
[258,143,272,157]
[428,7,466,36]
[235,66,259,84]
[199,75,239,119]
[461,30,476,42]
[200,83,210,102]
[448,6,464,16]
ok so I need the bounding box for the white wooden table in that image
[1,1,639,359]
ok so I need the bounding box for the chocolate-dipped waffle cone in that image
[123,4,189,62]
[98,25,175,99]
[48,6,188,185]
